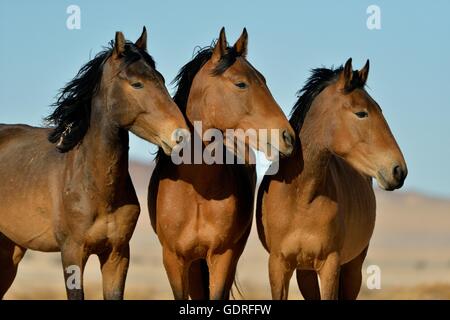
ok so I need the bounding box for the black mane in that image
[45,40,156,152]
[289,66,343,134]
[289,64,368,134]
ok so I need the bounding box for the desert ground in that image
[4,161,450,300]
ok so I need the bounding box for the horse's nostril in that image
[393,165,403,181]
[282,130,294,147]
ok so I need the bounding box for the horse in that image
[0,28,188,300]
[256,58,408,300]
[148,27,295,300]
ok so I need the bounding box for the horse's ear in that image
[211,27,227,64]
[338,57,354,91]
[135,26,147,51]
[233,27,248,57]
[113,31,126,58]
[359,59,370,85]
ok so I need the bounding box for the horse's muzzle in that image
[377,163,408,191]
[279,129,294,157]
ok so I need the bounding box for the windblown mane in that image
[289,65,367,134]
[289,66,342,134]
[45,40,156,152]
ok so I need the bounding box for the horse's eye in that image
[355,111,368,118]
[131,82,144,89]
[235,82,248,89]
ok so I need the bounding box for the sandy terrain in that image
[4,161,450,300]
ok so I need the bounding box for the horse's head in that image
[101,28,188,154]
[309,58,407,190]
[186,28,294,157]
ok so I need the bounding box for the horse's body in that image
[149,155,256,300]
[0,125,61,252]
[0,123,141,297]
[259,154,376,259]
[0,29,188,299]
[257,152,376,300]
[149,28,295,300]
[257,59,407,300]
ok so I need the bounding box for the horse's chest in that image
[157,165,254,256]
[168,188,252,256]
[85,206,139,249]
[285,201,376,266]
[60,189,140,251]
[196,193,251,244]
[281,209,343,267]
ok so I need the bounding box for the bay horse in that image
[0,28,188,299]
[148,28,295,300]
[256,58,408,300]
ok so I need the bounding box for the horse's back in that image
[0,123,51,148]
[0,124,59,180]
[329,156,376,263]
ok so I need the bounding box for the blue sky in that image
[0,0,449,197]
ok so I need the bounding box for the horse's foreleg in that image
[268,253,294,300]
[163,248,189,300]
[98,244,130,300]
[0,234,26,299]
[60,242,88,300]
[208,249,239,300]
[317,252,340,300]
[208,227,250,301]
[339,246,368,300]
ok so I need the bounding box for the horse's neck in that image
[179,132,230,181]
[71,102,130,194]
[287,131,332,204]
[173,108,235,181]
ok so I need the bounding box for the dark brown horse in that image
[148,28,295,300]
[0,28,188,299]
[256,59,407,300]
